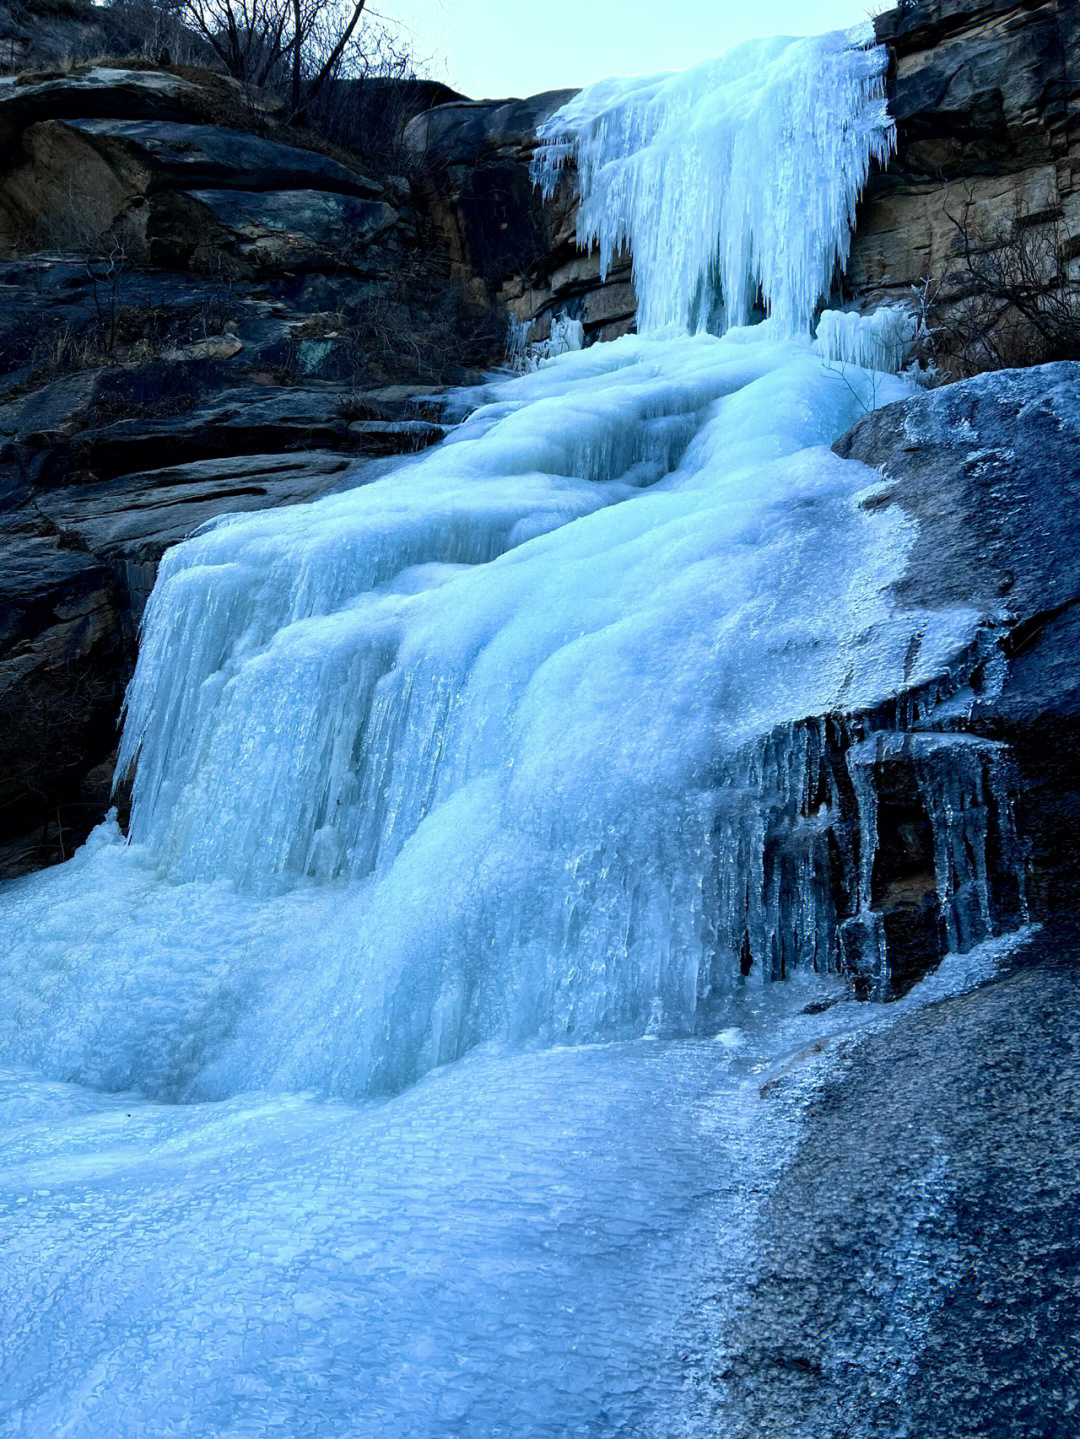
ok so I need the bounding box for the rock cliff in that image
[848,0,1080,372]
[404,0,1080,373]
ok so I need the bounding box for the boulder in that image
[50,117,382,195]
[834,362,1080,921]
[148,187,397,272]
[0,68,207,151]
[403,91,578,170]
[0,116,384,255]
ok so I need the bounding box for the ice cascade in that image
[0,31,1022,1111]
[533,27,895,334]
[0,33,1034,1430]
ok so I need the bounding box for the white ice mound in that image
[533,27,894,336]
[816,305,919,374]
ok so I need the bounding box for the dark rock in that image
[401,87,635,344]
[149,187,397,272]
[39,384,353,478]
[0,446,372,873]
[0,366,456,491]
[0,255,239,377]
[0,0,148,74]
[0,67,208,150]
[835,362,1080,925]
[708,926,1080,1439]
[403,91,578,170]
[0,527,125,856]
[0,115,386,255]
[43,117,382,196]
[37,449,357,569]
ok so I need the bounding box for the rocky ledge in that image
[827,363,1080,987]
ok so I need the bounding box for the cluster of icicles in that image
[0,26,1019,1104]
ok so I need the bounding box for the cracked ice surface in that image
[0,941,1018,1439]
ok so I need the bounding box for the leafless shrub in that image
[17,195,238,387]
[155,0,372,119]
[302,21,440,176]
[96,0,432,174]
[339,281,505,388]
[922,191,1080,378]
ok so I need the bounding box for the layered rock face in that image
[847,0,1080,370]
[402,93,637,348]
[832,363,1080,960]
[0,63,501,874]
[403,0,1080,368]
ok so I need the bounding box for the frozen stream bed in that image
[0,939,1022,1439]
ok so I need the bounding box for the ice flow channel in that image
[0,26,1023,1439]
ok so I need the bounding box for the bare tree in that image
[172,0,370,117]
[926,190,1080,377]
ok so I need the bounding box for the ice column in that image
[533,28,895,335]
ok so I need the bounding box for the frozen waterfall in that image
[533,27,895,334]
[0,26,1028,1439]
[1,27,1011,1103]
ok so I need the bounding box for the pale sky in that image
[379,0,887,100]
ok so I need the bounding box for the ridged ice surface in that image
[0,944,1017,1439]
[533,28,894,334]
[816,305,919,375]
[0,27,1022,1439]
[0,332,985,1105]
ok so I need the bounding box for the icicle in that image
[507,312,586,371]
[533,28,894,335]
[815,305,918,374]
